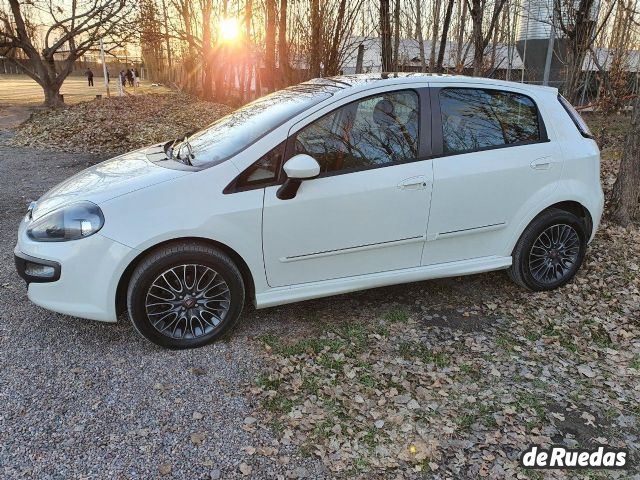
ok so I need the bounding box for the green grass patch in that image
[262,393,294,414]
[517,391,546,421]
[317,354,347,371]
[255,373,281,390]
[398,341,450,367]
[525,330,542,342]
[496,334,517,352]
[590,324,612,348]
[560,337,578,353]
[258,334,345,357]
[359,373,376,388]
[384,308,409,323]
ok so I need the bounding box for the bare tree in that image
[310,0,321,76]
[0,0,135,107]
[415,0,426,71]
[436,0,456,72]
[554,0,617,103]
[610,95,640,224]
[278,0,289,86]
[380,0,392,71]
[467,0,507,75]
[393,0,400,70]
[324,0,363,76]
[429,0,441,70]
[265,0,276,90]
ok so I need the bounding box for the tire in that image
[127,241,245,348]
[508,208,587,291]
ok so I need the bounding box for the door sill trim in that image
[257,255,512,308]
[279,235,426,263]
[434,222,507,240]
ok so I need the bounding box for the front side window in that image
[293,90,419,174]
[439,88,541,154]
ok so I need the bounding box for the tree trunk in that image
[456,0,467,71]
[310,0,321,77]
[265,0,277,91]
[42,81,64,108]
[416,0,426,72]
[611,97,640,225]
[380,0,392,72]
[201,0,213,100]
[436,0,455,72]
[469,0,484,76]
[393,0,400,71]
[161,0,172,71]
[429,0,442,71]
[278,0,289,87]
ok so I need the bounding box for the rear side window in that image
[439,88,542,154]
[558,94,593,138]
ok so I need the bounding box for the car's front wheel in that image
[509,209,587,291]
[127,242,245,348]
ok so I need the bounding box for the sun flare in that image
[219,18,240,42]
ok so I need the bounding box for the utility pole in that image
[542,19,556,86]
[100,39,110,97]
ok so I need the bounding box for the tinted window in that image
[294,90,419,173]
[439,88,541,154]
[234,142,285,189]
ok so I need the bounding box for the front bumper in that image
[14,230,136,322]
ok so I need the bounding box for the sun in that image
[219,18,240,43]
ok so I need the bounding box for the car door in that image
[262,86,434,288]
[423,85,561,265]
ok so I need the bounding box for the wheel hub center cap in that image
[183,296,196,308]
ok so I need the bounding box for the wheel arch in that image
[115,237,256,316]
[542,200,593,236]
[506,199,594,258]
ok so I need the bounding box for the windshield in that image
[186,82,341,167]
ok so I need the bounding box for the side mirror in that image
[283,154,320,179]
[277,154,320,200]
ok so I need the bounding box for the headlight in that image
[27,201,105,242]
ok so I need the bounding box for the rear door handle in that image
[399,176,427,190]
[530,157,553,170]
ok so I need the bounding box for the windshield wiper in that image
[175,135,195,166]
[165,138,179,160]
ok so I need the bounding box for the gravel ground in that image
[0,146,327,479]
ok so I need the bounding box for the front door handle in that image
[530,157,553,170]
[399,176,427,190]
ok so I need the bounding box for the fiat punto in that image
[15,74,604,348]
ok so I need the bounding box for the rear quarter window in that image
[439,88,544,154]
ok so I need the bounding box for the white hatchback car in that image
[15,74,604,348]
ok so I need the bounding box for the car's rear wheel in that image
[127,242,245,348]
[509,209,587,291]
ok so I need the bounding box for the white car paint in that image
[14,74,604,323]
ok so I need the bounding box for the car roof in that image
[307,73,558,96]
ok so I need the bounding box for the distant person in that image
[85,68,94,87]
[134,68,140,87]
[120,70,126,88]
[126,69,134,87]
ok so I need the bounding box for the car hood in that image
[31,147,191,220]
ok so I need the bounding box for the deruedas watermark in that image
[520,445,628,469]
